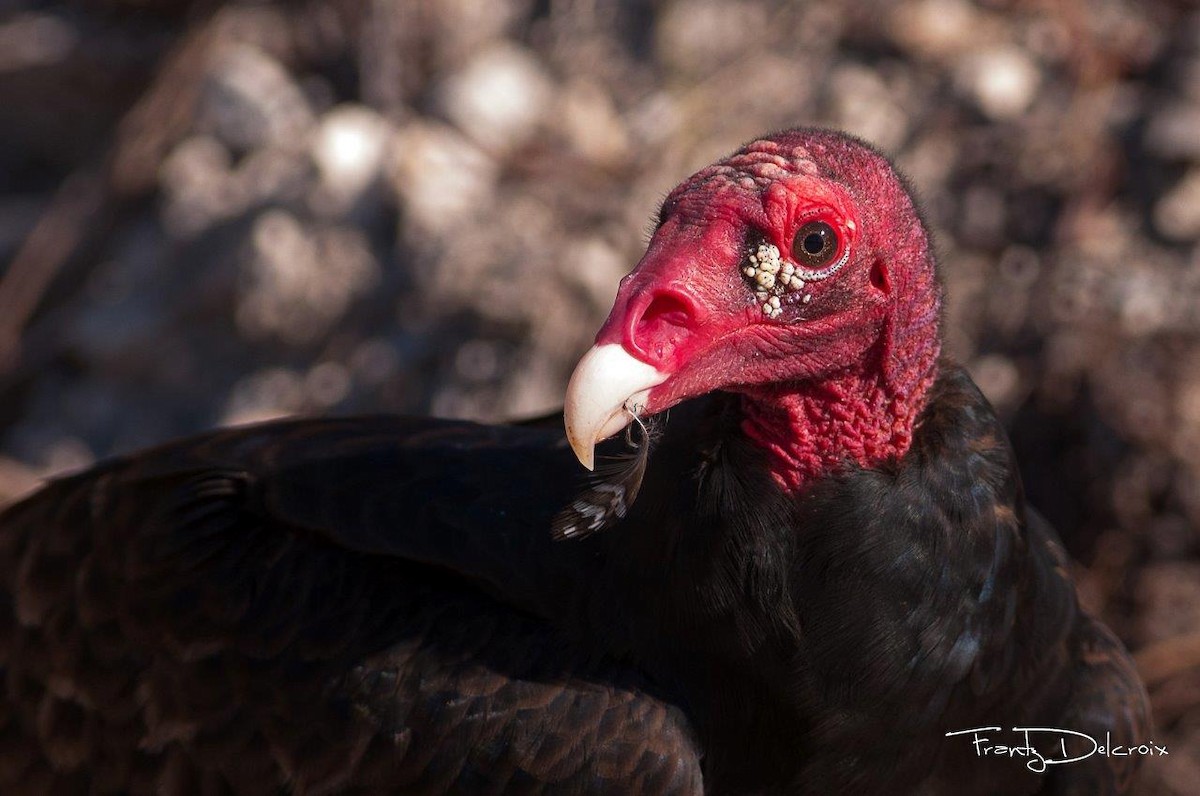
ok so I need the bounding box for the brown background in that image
[0,0,1196,790]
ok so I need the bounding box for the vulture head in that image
[565,129,943,490]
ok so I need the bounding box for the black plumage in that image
[551,417,658,540]
[0,370,1149,794]
[0,416,704,794]
[0,129,1150,794]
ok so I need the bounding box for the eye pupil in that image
[792,221,839,267]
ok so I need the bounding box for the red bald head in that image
[598,129,940,413]
[565,129,942,478]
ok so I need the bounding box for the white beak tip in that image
[567,432,597,471]
[563,344,667,471]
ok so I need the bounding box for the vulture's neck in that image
[739,312,941,493]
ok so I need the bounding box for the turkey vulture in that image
[0,129,1150,794]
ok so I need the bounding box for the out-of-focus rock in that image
[1155,168,1200,242]
[896,131,959,195]
[498,352,563,419]
[237,211,379,343]
[0,13,78,72]
[1116,264,1173,337]
[956,45,1041,120]
[454,339,501,383]
[558,80,630,166]
[958,184,1007,248]
[887,0,993,61]
[1145,103,1200,161]
[969,354,1023,412]
[310,104,392,213]
[1174,359,1200,469]
[628,91,682,150]
[162,134,311,237]
[427,0,524,66]
[304,361,352,407]
[656,0,768,76]
[160,136,235,237]
[436,43,553,152]
[350,339,401,388]
[827,64,909,153]
[693,53,821,147]
[388,123,497,237]
[562,237,626,313]
[1136,562,1200,645]
[200,43,315,152]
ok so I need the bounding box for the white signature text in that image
[945,727,1168,773]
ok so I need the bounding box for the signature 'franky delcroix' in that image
[946,726,1169,773]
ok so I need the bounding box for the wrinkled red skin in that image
[594,129,942,491]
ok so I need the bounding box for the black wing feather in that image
[0,416,703,795]
[551,417,660,541]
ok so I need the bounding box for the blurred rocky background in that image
[0,0,1197,789]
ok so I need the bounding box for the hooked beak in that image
[564,344,668,470]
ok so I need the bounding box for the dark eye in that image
[792,221,838,267]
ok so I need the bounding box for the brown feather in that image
[551,415,661,541]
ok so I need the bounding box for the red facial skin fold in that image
[592,130,942,491]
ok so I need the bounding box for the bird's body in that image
[0,130,1149,794]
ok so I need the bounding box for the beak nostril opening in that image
[639,293,692,330]
[629,291,695,366]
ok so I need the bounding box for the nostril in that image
[639,293,691,332]
[629,291,695,367]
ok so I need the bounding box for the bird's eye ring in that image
[792,221,838,268]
